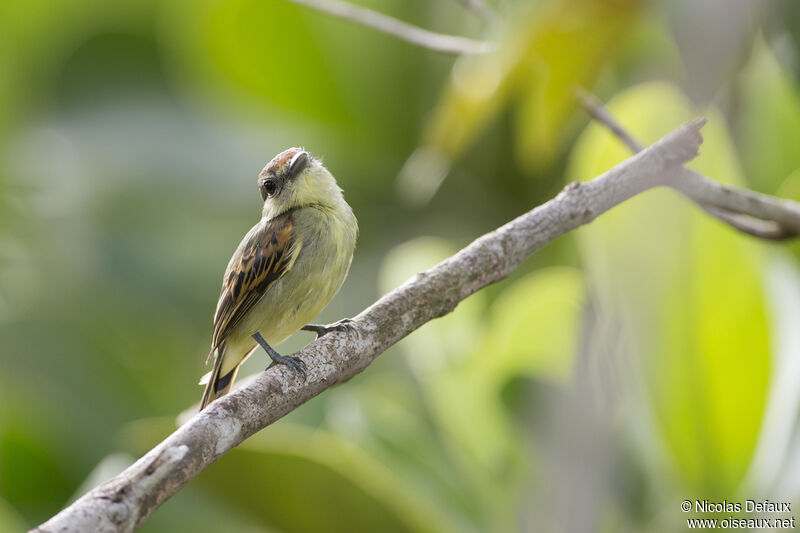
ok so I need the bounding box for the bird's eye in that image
[261,179,278,200]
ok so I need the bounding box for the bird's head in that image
[257,148,344,219]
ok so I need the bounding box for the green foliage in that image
[164,0,351,124]
[398,0,641,205]
[0,497,25,533]
[374,238,585,531]
[130,419,449,533]
[569,82,770,494]
[737,36,800,194]
[422,0,641,169]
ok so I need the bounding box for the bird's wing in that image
[209,210,298,356]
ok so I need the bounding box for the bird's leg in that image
[252,332,307,378]
[301,318,357,339]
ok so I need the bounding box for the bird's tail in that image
[199,346,239,410]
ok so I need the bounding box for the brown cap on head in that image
[262,147,307,178]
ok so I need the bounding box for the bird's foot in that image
[301,318,357,339]
[266,353,307,376]
[252,332,307,379]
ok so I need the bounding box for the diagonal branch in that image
[34,120,708,532]
[576,88,800,240]
[453,0,495,21]
[285,0,497,54]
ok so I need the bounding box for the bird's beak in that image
[288,151,309,179]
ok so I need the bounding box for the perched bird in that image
[200,148,358,410]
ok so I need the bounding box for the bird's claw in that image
[302,318,357,339]
[266,354,307,379]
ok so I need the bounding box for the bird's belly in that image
[247,271,341,343]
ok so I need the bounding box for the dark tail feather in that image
[200,347,238,410]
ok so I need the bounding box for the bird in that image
[199,147,358,410]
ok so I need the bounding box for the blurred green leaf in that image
[378,237,487,375]
[776,169,800,261]
[0,415,76,524]
[410,0,640,188]
[431,267,584,530]
[0,497,26,532]
[162,0,350,124]
[0,0,155,134]
[483,267,585,384]
[432,267,584,474]
[737,35,800,193]
[375,237,492,531]
[322,377,483,533]
[126,419,452,533]
[377,239,585,530]
[380,235,585,530]
[568,81,770,493]
[739,253,800,495]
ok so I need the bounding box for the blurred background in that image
[2,0,800,531]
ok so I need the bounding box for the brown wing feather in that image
[209,211,295,354]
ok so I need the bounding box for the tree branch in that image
[453,0,495,21]
[284,0,497,54]
[34,119,707,533]
[575,88,800,240]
